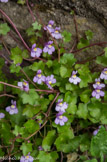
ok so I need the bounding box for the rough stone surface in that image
[0,0,107,71]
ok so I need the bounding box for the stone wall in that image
[0,0,107,70]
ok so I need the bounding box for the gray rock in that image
[0,0,107,66]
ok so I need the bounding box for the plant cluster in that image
[0,0,107,162]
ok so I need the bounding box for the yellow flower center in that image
[11,105,15,109]
[49,81,52,84]
[48,45,52,48]
[26,156,29,159]
[96,82,100,85]
[34,48,37,51]
[55,30,59,33]
[48,24,52,27]
[73,74,76,78]
[104,71,107,74]
[37,74,41,78]
[59,102,63,106]
[96,89,100,93]
[23,82,27,86]
[59,115,63,119]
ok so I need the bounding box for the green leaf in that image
[13,125,25,136]
[77,38,89,49]
[10,47,23,64]
[20,143,32,156]
[21,89,39,105]
[23,105,40,118]
[79,74,92,88]
[0,23,10,35]
[0,84,4,92]
[26,27,35,36]
[29,61,45,71]
[37,151,52,162]
[96,55,107,67]
[60,53,76,67]
[42,130,56,151]
[39,98,50,112]
[32,21,42,30]
[54,125,74,153]
[85,159,97,162]
[22,49,29,59]
[64,91,77,104]
[90,126,107,157]
[1,123,13,144]
[60,65,71,78]
[62,30,72,43]
[0,148,4,156]
[10,64,21,73]
[46,60,53,68]
[24,120,39,133]
[67,103,77,115]
[85,30,93,41]
[50,151,59,162]
[104,47,107,57]
[80,89,91,103]
[88,101,102,120]
[76,103,88,119]
[17,0,26,5]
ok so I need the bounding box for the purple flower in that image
[44,20,54,33]
[0,113,5,119]
[16,63,20,66]
[93,126,101,136]
[43,41,55,55]
[55,112,68,126]
[38,146,43,151]
[69,71,81,85]
[55,99,68,112]
[20,153,34,162]
[92,89,105,99]
[45,75,56,89]
[93,78,105,89]
[93,129,99,136]
[0,0,8,2]
[33,70,45,84]
[5,100,18,115]
[18,80,29,92]
[51,27,62,39]
[100,68,107,80]
[31,44,42,58]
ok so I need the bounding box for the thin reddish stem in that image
[26,0,36,22]
[71,42,107,53]
[0,9,31,52]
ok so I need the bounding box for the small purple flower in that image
[33,70,45,84]
[18,80,29,92]
[93,129,99,136]
[93,78,105,89]
[93,126,101,136]
[20,153,34,162]
[5,100,18,115]
[0,0,8,2]
[0,113,5,119]
[38,146,43,151]
[100,68,107,80]
[51,27,62,39]
[55,99,68,112]
[43,41,55,55]
[92,89,105,99]
[31,44,42,58]
[16,63,20,66]
[45,75,56,89]
[44,20,54,33]
[69,71,81,85]
[55,112,68,126]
